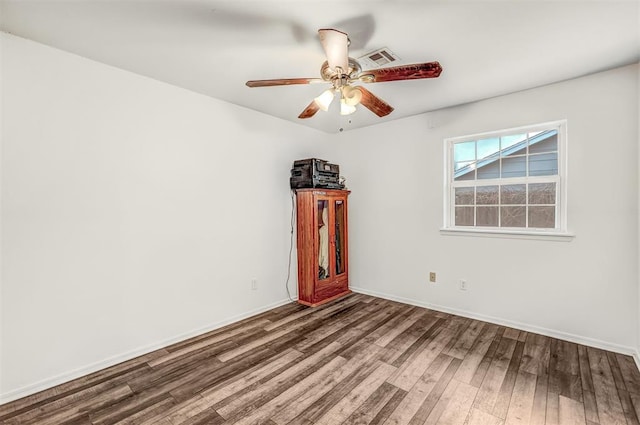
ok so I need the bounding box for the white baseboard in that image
[0,298,295,405]
[351,286,638,357]
[633,350,640,372]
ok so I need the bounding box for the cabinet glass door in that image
[335,199,346,276]
[317,200,329,280]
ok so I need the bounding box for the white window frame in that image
[441,120,573,241]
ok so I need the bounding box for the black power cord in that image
[284,190,296,303]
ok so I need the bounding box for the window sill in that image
[440,228,575,241]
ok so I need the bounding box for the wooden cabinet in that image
[295,189,350,307]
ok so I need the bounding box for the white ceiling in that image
[1,1,639,133]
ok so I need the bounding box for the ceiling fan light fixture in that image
[314,89,335,111]
[342,85,362,106]
[340,98,357,115]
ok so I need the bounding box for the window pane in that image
[529,130,558,154]
[454,161,476,181]
[454,141,475,162]
[501,133,527,156]
[476,185,498,205]
[476,206,498,226]
[528,206,555,228]
[447,122,564,233]
[455,187,474,205]
[317,200,329,280]
[477,162,500,179]
[529,183,556,205]
[477,137,500,161]
[501,184,526,204]
[335,200,346,276]
[528,153,557,176]
[501,206,526,227]
[501,156,526,178]
[455,207,474,226]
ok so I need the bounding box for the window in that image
[443,121,568,237]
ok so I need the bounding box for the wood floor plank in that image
[383,353,455,425]
[112,397,178,425]
[629,392,640,425]
[342,382,401,425]
[388,326,456,391]
[466,408,503,425]
[369,386,409,425]
[422,376,460,425]
[374,308,426,347]
[582,389,600,425]
[293,304,371,352]
[546,391,560,425]
[269,343,383,425]
[442,317,473,355]
[588,346,627,425]
[283,348,387,425]
[0,359,154,422]
[1,294,638,425]
[230,355,349,425]
[264,293,363,333]
[216,328,291,362]
[433,381,478,425]
[473,337,517,414]
[406,358,462,425]
[504,370,537,425]
[313,361,397,425]
[616,354,640,394]
[469,327,505,388]
[493,340,525,419]
[385,317,445,367]
[147,324,264,368]
[520,333,550,376]
[607,351,629,392]
[199,348,302,404]
[617,388,640,425]
[138,395,214,425]
[503,328,521,341]
[90,390,174,424]
[4,385,133,425]
[558,395,587,425]
[553,340,580,376]
[214,341,342,418]
[447,320,485,360]
[528,373,548,425]
[548,340,583,404]
[454,324,499,385]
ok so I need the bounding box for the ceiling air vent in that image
[357,48,400,69]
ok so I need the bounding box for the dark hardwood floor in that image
[1,293,639,424]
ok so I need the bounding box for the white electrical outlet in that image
[251,279,258,290]
[459,279,468,291]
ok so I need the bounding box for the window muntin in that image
[445,121,566,234]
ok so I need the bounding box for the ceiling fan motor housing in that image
[320,58,362,84]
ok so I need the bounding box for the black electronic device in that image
[290,158,344,189]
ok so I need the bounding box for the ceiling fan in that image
[246,29,442,119]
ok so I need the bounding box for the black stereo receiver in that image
[290,158,344,190]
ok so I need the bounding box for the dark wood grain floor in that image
[1,293,639,425]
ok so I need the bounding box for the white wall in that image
[0,33,330,401]
[2,30,639,404]
[333,64,639,353]
[637,59,640,361]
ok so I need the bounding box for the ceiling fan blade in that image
[361,61,443,83]
[298,100,321,119]
[318,29,349,74]
[246,78,324,87]
[357,86,394,117]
